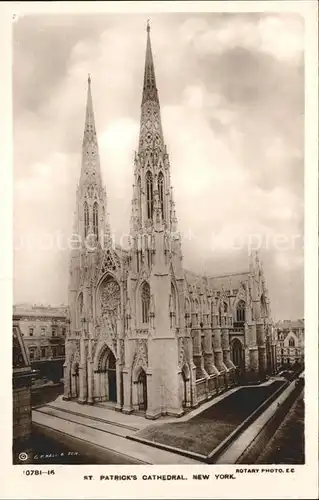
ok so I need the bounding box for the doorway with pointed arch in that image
[231,338,245,377]
[98,346,117,403]
[137,368,147,411]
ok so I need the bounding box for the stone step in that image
[36,406,137,438]
[47,396,148,429]
[45,403,140,432]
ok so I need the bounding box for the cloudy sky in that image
[13,12,304,320]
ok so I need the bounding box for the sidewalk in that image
[215,380,298,464]
[32,400,200,464]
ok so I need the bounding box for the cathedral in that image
[63,24,277,419]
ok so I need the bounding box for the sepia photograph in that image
[11,3,311,477]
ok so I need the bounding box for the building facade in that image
[64,24,276,419]
[13,304,67,382]
[275,319,304,368]
[12,320,33,464]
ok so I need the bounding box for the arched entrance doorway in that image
[97,346,117,403]
[231,338,244,374]
[137,369,147,411]
[107,351,117,402]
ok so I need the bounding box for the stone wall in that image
[12,377,33,464]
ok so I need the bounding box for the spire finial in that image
[88,73,91,84]
[147,19,150,32]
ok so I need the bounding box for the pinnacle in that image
[83,76,97,144]
[80,76,103,188]
[142,21,158,105]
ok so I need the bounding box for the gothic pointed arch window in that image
[84,202,89,238]
[93,202,99,240]
[141,282,150,324]
[170,282,177,327]
[146,171,153,220]
[171,283,177,312]
[99,276,121,332]
[77,292,83,330]
[236,300,246,323]
[185,297,191,327]
[137,176,142,218]
[158,171,164,220]
[260,294,266,318]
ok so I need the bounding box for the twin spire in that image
[83,73,97,146]
[142,20,159,105]
[80,73,102,186]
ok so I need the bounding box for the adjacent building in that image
[13,304,68,382]
[12,320,33,464]
[64,24,276,420]
[275,319,304,368]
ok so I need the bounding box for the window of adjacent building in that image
[40,347,46,358]
[141,282,150,324]
[29,327,34,336]
[41,327,45,336]
[52,347,57,357]
[29,348,35,360]
[52,327,57,337]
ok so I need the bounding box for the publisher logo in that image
[18,452,28,461]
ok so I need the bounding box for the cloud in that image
[13,13,304,320]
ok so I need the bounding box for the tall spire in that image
[83,73,97,145]
[142,20,158,105]
[138,22,164,155]
[81,74,102,186]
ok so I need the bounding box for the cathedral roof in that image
[208,271,250,291]
[276,319,304,330]
[184,269,249,293]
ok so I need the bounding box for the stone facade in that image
[275,319,304,368]
[64,24,276,419]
